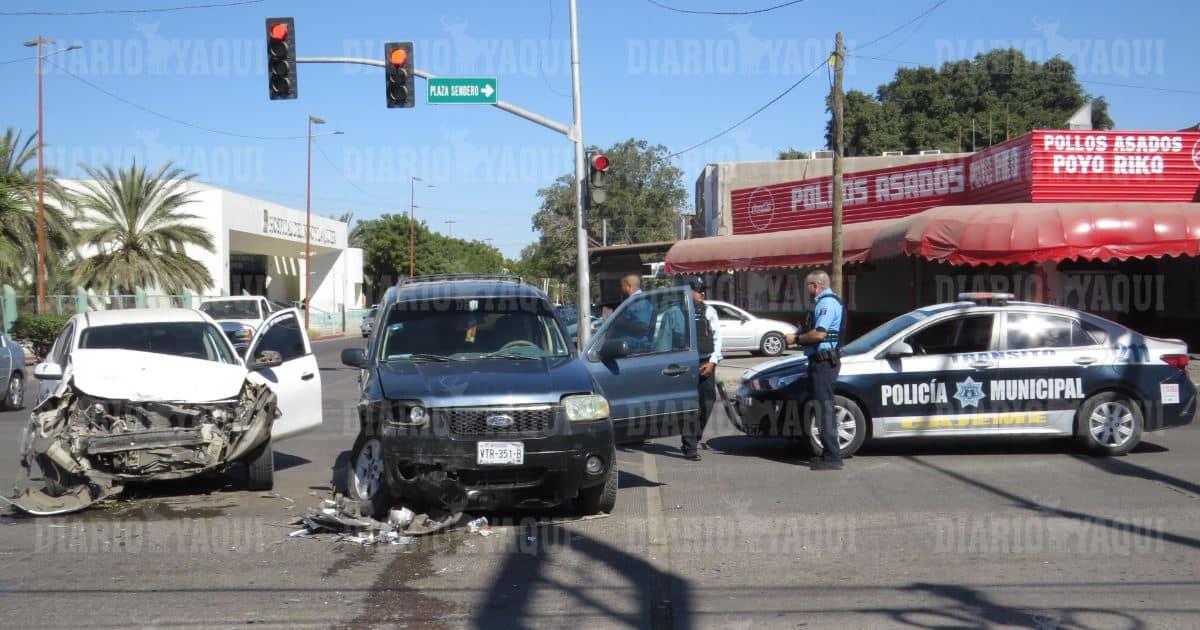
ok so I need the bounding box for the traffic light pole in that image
[296,7,594,348]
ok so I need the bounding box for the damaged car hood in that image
[69,348,249,402]
[377,356,597,406]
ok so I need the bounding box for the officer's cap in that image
[683,276,706,292]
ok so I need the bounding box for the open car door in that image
[245,308,323,440]
[584,287,700,442]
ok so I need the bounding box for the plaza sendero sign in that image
[261,209,337,246]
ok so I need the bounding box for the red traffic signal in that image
[384,42,414,109]
[587,152,610,205]
[266,17,296,100]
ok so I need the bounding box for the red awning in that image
[881,202,1200,266]
[664,219,892,274]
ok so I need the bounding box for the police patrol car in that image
[726,293,1196,456]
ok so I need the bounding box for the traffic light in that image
[587,152,610,205]
[385,42,414,108]
[266,17,296,100]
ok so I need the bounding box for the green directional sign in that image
[427,77,498,105]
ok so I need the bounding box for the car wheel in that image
[245,439,274,490]
[2,372,23,411]
[1077,392,1143,456]
[576,448,618,515]
[807,395,867,457]
[347,433,392,518]
[760,332,786,356]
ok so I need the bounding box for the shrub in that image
[10,314,70,359]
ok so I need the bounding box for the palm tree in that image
[71,161,215,295]
[0,127,76,288]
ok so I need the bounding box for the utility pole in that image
[304,114,325,332]
[409,175,422,277]
[602,219,607,247]
[568,0,592,348]
[829,32,845,296]
[24,38,80,314]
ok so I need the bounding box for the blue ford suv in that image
[341,275,620,516]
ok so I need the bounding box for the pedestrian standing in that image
[681,277,722,461]
[786,270,845,470]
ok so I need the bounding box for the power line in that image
[0,0,264,16]
[849,0,948,53]
[848,53,1200,95]
[0,55,37,66]
[539,0,571,98]
[311,140,393,205]
[645,0,809,16]
[668,59,827,158]
[45,58,307,140]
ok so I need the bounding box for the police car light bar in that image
[958,292,1015,305]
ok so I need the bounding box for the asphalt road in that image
[1,338,1199,628]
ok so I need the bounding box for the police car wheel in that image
[1077,392,1143,456]
[807,396,867,457]
[759,332,786,356]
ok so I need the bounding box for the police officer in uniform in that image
[681,277,722,461]
[786,270,845,471]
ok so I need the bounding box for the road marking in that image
[644,451,668,546]
[643,450,675,629]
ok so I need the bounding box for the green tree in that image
[522,138,685,283]
[357,214,505,298]
[0,128,76,288]
[70,162,215,294]
[814,49,1113,156]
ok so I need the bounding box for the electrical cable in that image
[644,0,809,16]
[1,0,264,17]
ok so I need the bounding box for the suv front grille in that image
[439,405,557,436]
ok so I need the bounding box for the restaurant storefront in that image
[668,129,1200,347]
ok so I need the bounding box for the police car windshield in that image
[839,313,927,356]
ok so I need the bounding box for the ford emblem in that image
[485,414,515,429]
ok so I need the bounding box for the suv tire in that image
[347,433,393,518]
[577,449,618,515]
[245,439,274,490]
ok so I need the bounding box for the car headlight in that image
[385,400,427,426]
[563,394,609,422]
[768,374,803,390]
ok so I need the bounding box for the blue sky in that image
[2,0,1197,259]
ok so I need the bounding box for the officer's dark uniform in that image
[801,288,845,467]
[681,278,721,459]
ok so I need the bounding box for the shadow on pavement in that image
[1070,450,1200,497]
[273,450,311,472]
[617,469,663,490]
[906,455,1200,550]
[703,435,809,466]
[473,522,691,629]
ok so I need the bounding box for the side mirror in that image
[883,341,914,359]
[341,348,367,368]
[249,350,283,370]
[598,338,630,361]
[33,362,63,381]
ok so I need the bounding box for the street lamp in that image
[444,219,456,238]
[24,37,81,314]
[304,115,340,331]
[408,176,433,277]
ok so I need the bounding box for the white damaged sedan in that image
[6,307,323,515]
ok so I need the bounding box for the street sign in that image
[427,77,498,105]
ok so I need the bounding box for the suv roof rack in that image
[958,292,1015,306]
[397,273,524,287]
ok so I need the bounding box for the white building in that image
[64,180,364,314]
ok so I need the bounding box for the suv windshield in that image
[380,298,570,361]
[80,322,237,364]
[200,300,261,320]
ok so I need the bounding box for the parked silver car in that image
[706,300,798,356]
[0,332,26,410]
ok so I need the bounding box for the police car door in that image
[585,286,700,442]
[873,312,1001,437]
[994,311,1104,435]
